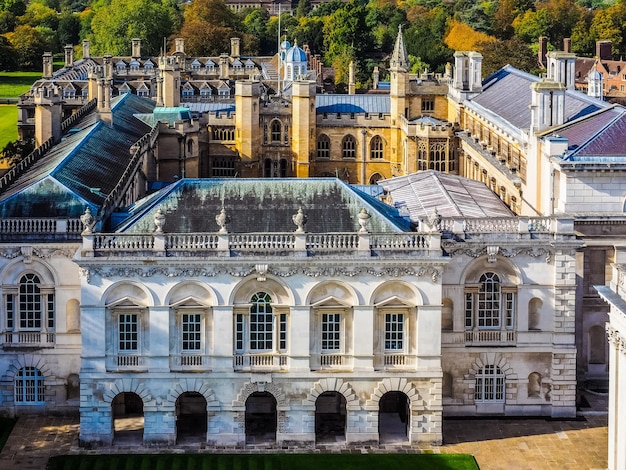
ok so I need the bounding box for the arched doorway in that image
[112,392,144,444]
[176,392,207,443]
[315,391,346,443]
[378,391,409,443]
[245,392,277,444]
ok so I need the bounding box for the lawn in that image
[0,105,18,149]
[0,71,41,98]
[0,417,16,452]
[47,453,479,470]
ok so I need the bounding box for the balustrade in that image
[310,353,354,371]
[464,329,517,346]
[170,354,211,371]
[2,331,55,348]
[233,353,288,371]
[106,354,146,371]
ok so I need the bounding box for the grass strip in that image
[47,452,479,470]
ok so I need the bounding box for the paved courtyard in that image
[0,392,608,470]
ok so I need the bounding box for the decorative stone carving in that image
[358,208,371,233]
[255,264,268,282]
[292,208,307,233]
[487,245,499,263]
[427,208,442,232]
[20,246,32,264]
[80,207,96,234]
[215,208,230,234]
[153,208,166,233]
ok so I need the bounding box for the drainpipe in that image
[361,129,367,184]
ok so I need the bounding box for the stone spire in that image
[390,25,409,72]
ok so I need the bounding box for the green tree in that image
[0,34,16,69]
[295,0,311,18]
[57,9,80,47]
[90,0,181,55]
[291,16,325,54]
[570,12,594,55]
[18,2,58,30]
[323,0,372,66]
[477,37,538,76]
[4,24,47,69]
[512,8,551,43]
[242,8,274,54]
[0,0,26,16]
[0,11,16,34]
[589,4,626,55]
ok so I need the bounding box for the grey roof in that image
[377,171,514,220]
[0,94,154,218]
[114,178,410,233]
[315,94,390,114]
[182,102,236,114]
[473,66,607,131]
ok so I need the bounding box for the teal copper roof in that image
[0,94,154,218]
[114,178,410,233]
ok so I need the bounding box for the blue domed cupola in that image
[283,40,308,82]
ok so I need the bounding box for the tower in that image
[235,80,262,175]
[291,79,317,178]
[389,26,410,172]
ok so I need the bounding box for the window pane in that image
[321,313,341,351]
[182,313,201,351]
[119,314,138,351]
[385,313,404,350]
[19,274,42,330]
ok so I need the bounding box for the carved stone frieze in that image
[0,248,21,259]
[441,242,553,263]
[81,263,444,283]
[32,247,76,259]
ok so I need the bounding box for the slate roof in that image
[114,178,410,234]
[0,94,154,218]
[556,107,626,160]
[377,171,514,220]
[315,94,390,114]
[473,65,607,131]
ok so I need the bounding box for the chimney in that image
[87,66,101,101]
[42,52,53,79]
[348,61,355,95]
[131,38,141,59]
[530,79,566,133]
[563,38,571,53]
[468,51,483,92]
[64,44,74,68]
[538,37,548,67]
[373,66,379,89]
[596,40,612,61]
[219,53,229,80]
[453,51,469,91]
[97,78,112,125]
[230,37,240,58]
[103,54,113,79]
[34,85,63,146]
[82,40,90,59]
[175,38,185,54]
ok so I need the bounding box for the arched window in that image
[465,272,516,331]
[417,140,427,171]
[187,139,194,156]
[370,136,384,159]
[317,135,330,159]
[271,120,282,143]
[15,367,44,404]
[5,274,55,342]
[342,135,356,159]
[475,365,505,403]
[235,292,288,359]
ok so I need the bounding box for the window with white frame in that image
[465,272,515,330]
[474,365,505,402]
[15,366,44,404]
[235,292,287,354]
[5,273,55,334]
[384,313,404,351]
[181,313,201,352]
[321,313,341,352]
[118,313,138,352]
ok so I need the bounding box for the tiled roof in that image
[377,171,514,220]
[562,107,626,160]
[114,178,409,233]
[545,107,624,151]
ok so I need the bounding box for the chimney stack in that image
[563,38,571,53]
[82,40,90,59]
[34,85,63,146]
[596,40,612,61]
[230,37,240,58]
[42,52,53,79]
[175,38,185,55]
[538,37,548,67]
[64,44,74,68]
[132,38,141,59]
[348,61,355,95]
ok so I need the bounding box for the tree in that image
[444,19,495,51]
[57,9,80,47]
[90,0,182,56]
[512,8,551,43]
[477,37,538,76]
[18,2,58,30]
[1,138,34,166]
[0,34,16,70]
[295,0,311,18]
[323,0,372,67]
[4,24,46,69]
[291,16,325,54]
